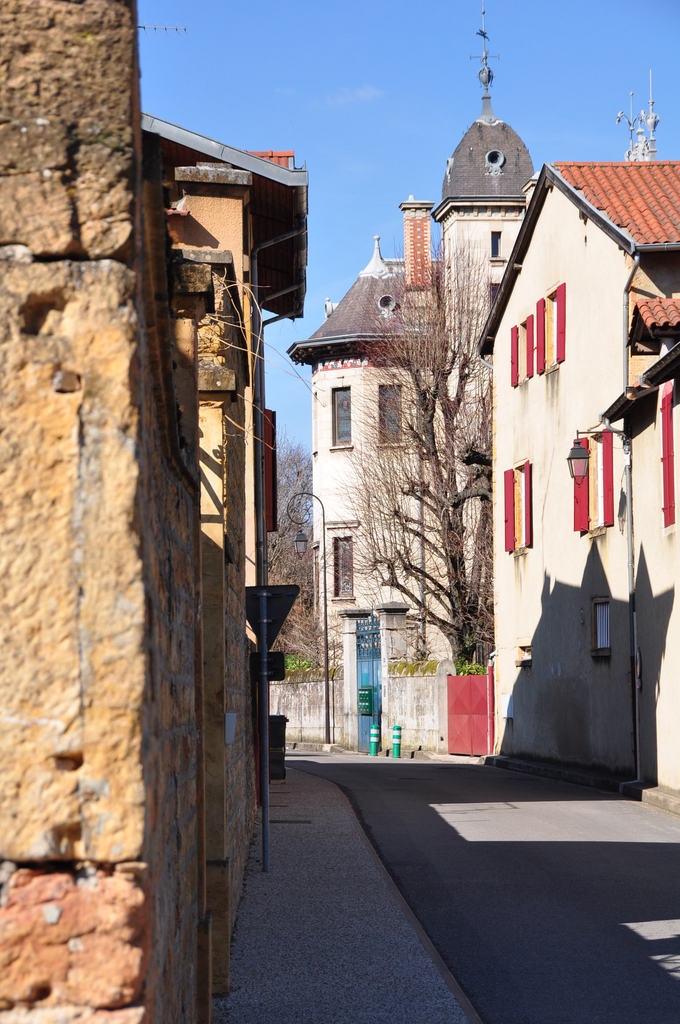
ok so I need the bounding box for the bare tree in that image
[267,433,321,665]
[350,246,493,661]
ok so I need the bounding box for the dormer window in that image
[378,294,396,316]
[485,149,505,175]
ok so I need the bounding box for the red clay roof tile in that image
[636,297,680,330]
[554,162,680,245]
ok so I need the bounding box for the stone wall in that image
[0,2,203,1020]
[270,672,345,746]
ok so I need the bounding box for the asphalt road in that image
[292,752,680,1024]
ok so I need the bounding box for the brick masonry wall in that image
[0,2,202,1020]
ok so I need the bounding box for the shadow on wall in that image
[500,541,674,781]
[635,545,675,786]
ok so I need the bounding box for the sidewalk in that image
[214,763,477,1024]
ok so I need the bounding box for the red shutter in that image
[662,383,675,527]
[602,430,614,527]
[573,437,589,532]
[536,299,546,374]
[510,326,519,388]
[523,460,533,548]
[526,315,534,379]
[504,469,516,552]
[263,409,277,532]
[556,282,566,363]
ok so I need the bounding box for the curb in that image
[484,753,623,793]
[619,780,680,818]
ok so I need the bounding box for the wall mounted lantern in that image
[567,438,590,480]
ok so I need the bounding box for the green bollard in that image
[392,724,402,759]
[369,724,379,757]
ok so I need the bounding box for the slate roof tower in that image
[433,7,534,294]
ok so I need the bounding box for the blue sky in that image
[137,0,680,448]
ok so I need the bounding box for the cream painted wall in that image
[312,359,405,641]
[442,204,525,290]
[492,186,636,773]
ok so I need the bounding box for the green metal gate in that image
[356,613,381,753]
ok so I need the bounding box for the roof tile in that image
[636,296,680,330]
[554,162,680,245]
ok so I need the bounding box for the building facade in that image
[0,5,307,1018]
[480,160,680,791]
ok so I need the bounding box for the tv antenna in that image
[138,24,187,32]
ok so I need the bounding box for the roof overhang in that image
[640,342,680,388]
[288,334,382,365]
[601,344,680,423]
[142,114,308,320]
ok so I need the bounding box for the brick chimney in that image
[399,196,434,288]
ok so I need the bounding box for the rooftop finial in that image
[472,2,499,123]
[616,71,660,161]
[359,235,393,279]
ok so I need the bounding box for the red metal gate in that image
[447,672,494,755]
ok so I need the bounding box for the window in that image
[378,384,402,443]
[510,325,519,387]
[516,642,532,667]
[541,283,566,369]
[592,598,611,656]
[573,432,614,533]
[333,537,353,597]
[512,316,534,383]
[332,387,351,445]
[661,381,675,527]
[490,281,500,306]
[491,231,501,258]
[525,314,534,380]
[313,547,320,611]
[504,461,532,553]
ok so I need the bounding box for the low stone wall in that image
[382,667,446,752]
[270,671,345,746]
[270,662,452,753]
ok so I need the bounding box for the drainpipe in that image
[486,648,497,756]
[251,226,305,872]
[622,251,640,393]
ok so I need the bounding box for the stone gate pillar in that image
[376,603,409,730]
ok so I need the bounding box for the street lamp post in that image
[289,492,331,745]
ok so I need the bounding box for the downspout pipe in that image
[251,225,306,872]
[622,251,640,394]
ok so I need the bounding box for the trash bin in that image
[269,714,288,780]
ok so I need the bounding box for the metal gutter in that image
[141,113,309,188]
[640,343,680,387]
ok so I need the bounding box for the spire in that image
[359,235,393,279]
[473,2,498,123]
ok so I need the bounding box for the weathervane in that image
[616,71,660,162]
[471,2,499,122]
